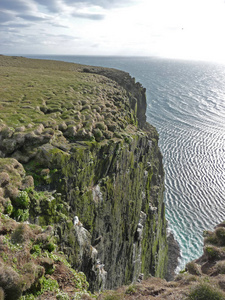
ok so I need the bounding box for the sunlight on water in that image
[145,59,225,270]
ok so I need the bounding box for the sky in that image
[1,0,225,62]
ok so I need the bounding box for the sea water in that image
[24,55,225,270]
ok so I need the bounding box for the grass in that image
[0,55,142,147]
[187,283,225,300]
[0,213,90,300]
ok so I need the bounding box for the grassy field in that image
[0,55,138,145]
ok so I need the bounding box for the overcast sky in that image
[1,0,225,62]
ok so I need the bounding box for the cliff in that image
[99,222,225,299]
[0,55,167,298]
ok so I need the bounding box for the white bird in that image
[73,216,79,226]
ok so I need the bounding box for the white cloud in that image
[1,0,225,62]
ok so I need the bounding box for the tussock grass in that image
[0,55,140,146]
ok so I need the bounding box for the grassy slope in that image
[0,55,138,142]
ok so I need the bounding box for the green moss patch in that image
[0,213,90,300]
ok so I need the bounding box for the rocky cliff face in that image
[0,56,168,296]
[101,222,225,299]
[46,125,167,291]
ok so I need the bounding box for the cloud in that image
[0,0,51,26]
[34,0,106,20]
[7,23,31,28]
[17,14,47,22]
[0,11,14,23]
[72,12,105,20]
[33,0,62,13]
[48,21,69,28]
[0,0,32,13]
[45,33,80,40]
[0,23,30,30]
[63,0,136,9]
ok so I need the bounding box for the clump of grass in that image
[187,283,225,300]
[14,191,30,209]
[215,228,225,246]
[125,284,137,295]
[204,246,221,260]
[215,261,225,274]
[0,265,23,300]
[186,262,201,276]
[11,223,33,244]
[56,292,70,300]
[102,293,122,300]
[93,128,103,142]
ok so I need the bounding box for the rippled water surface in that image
[26,55,225,269]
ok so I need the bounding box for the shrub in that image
[216,261,225,274]
[5,200,13,215]
[20,262,43,291]
[216,228,225,246]
[12,208,29,222]
[125,284,137,295]
[11,224,33,244]
[38,276,59,293]
[175,273,197,284]
[103,294,121,300]
[15,191,30,209]
[186,262,201,276]
[204,246,220,260]
[19,294,36,300]
[93,128,103,142]
[30,244,42,257]
[188,283,224,300]
[0,265,22,300]
[56,292,70,300]
[73,291,92,299]
[95,122,106,131]
[204,235,219,245]
[44,242,56,252]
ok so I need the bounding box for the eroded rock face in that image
[98,222,225,299]
[165,232,181,281]
[44,129,167,290]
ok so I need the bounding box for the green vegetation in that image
[125,284,137,295]
[0,55,168,296]
[101,293,122,300]
[205,245,221,260]
[186,262,201,276]
[0,213,90,300]
[15,191,30,208]
[0,55,142,154]
[187,283,225,300]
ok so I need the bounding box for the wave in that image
[146,60,225,269]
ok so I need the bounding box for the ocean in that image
[24,55,225,270]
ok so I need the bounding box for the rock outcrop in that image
[0,55,168,297]
[166,231,181,281]
[96,222,225,299]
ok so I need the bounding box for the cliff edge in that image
[0,56,167,298]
